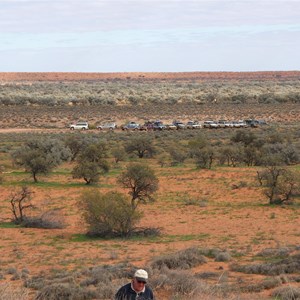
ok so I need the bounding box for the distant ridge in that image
[0,71,300,82]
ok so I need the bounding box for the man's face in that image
[132,277,146,292]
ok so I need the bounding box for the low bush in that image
[230,254,300,275]
[34,283,96,300]
[271,286,300,300]
[151,247,207,270]
[214,252,232,262]
[22,209,66,229]
[240,277,282,292]
[0,283,29,300]
[256,247,291,258]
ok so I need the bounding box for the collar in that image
[131,282,145,294]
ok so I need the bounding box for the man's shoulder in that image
[117,282,131,292]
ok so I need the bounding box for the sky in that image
[0,0,300,72]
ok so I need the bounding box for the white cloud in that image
[0,0,299,71]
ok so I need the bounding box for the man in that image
[115,269,155,300]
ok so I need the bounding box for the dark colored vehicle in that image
[153,121,166,131]
[244,119,259,128]
[140,121,154,131]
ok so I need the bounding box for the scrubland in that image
[0,72,300,299]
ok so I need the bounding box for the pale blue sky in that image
[0,0,299,72]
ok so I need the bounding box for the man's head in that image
[132,269,148,292]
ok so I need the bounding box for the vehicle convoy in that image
[70,121,89,130]
[70,118,265,132]
[97,122,117,131]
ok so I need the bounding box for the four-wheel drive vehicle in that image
[217,120,227,128]
[153,121,166,131]
[121,122,140,130]
[173,121,186,129]
[165,124,177,130]
[203,121,218,129]
[231,120,247,128]
[97,122,117,130]
[186,121,201,129]
[70,121,89,130]
[139,121,154,131]
[245,119,260,127]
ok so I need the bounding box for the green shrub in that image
[79,190,141,237]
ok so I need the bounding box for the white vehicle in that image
[186,121,201,129]
[203,120,219,129]
[121,121,140,131]
[70,121,89,130]
[97,122,117,131]
[237,120,248,128]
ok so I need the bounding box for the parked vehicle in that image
[186,121,201,129]
[173,120,186,129]
[224,121,233,128]
[244,119,259,128]
[153,121,166,131]
[121,122,140,131]
[165,123,177,130]
[139,121,155,131]
[203,121,219,129]
[217,120,227,128]
[70,121,89,130]
[238,120,248,128]
[232,121,242,128]
[97,122,117,131]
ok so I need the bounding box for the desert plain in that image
[0,72,300,300]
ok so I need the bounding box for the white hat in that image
[134,269,148,282]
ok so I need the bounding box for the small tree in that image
[117,164,159,210]
[257,166,299,204]
[125,136,156,158]
[193,147,215,169]
[72,142,110,184]
[64,134,87,161]
[72,161,101,184]
[79,190,141,237]
[12,138,71,182]
[10,186,34,224]
[218,145,243,167]
[111,146,127,164]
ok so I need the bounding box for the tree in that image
[117,164,159,210]
[12,138,71,182]
[111,146,127,164]
[78,142,109,165]
[218,145,243,167]
[187,136,214,169]
[194,146,215,169]
[79,190,141,237]
[72,142,110,184]
[125,136,156,158]
[257,166,299,204]
[168,146,187,166]
[10,186,34,224]
[64,134,87,161]
[72,161,101,184]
